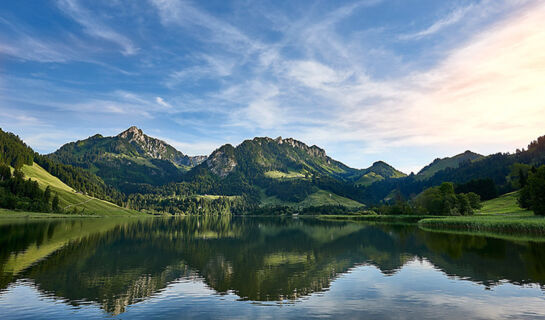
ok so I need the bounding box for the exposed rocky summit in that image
[50,126,207,189]
[206,145,237,177]
[275,137,327,159]
[201,136,356,179]
[117,126,205,166]
[118,126,175,161]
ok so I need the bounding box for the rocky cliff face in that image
[276,137,327,159]
[118,126,173,160]
[117,126,206,166]
[188,155,208,166]
[201,136,357,179]
[206,145,237,177]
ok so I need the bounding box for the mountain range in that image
[2,126,545,214]
[49,128,407,196]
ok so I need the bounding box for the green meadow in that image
[418,192,545,238]
[320,191,545,238]
[0,163,142,217]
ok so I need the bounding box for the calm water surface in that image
[1,216,545,319]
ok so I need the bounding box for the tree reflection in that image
[0,217,544,315]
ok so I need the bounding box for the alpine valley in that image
[1,126,545,216]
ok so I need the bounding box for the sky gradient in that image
[1,0,544,173]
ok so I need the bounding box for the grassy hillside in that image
[261,189,364,208]
[264,170,306,179]
[19,163,140,216]
[418,191,545,236]
[356,161,406,186]
[356,172,385,186]
[477,191,531,215]
[299,190,364,207]
[416,151,483,180]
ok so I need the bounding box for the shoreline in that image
[3,209,545,240]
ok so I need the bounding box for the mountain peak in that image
[371,160,390,167]
[115,126,206,166]
[118,126,144,139]
[277,137,327,158]
[416,150,484,179]
[355,160,406,186]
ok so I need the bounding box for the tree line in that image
[374,182,481,216]
[519,165,545,215]
[0,164,60,212]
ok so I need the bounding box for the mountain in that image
[355,161,407,186]
[416,150,483,180]
[0,127,135,215]
[49,126,206,190]
[184,137,405,208]
[117,126,205,166]
[200,136,360,180]
[363,136,545,204]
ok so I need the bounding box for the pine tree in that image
[0,164,10,181]
[44,186,52,203]
[52,194,60,212]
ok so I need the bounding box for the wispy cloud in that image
[0,17,78,62]
[3,0,543,170]
[56,0,138,55]
[399,4,474,40]
[149,0,260,53]
[166,54,236,87]
[289,1,545,169]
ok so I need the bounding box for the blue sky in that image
[1,0,544,173]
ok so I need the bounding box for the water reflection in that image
[1,216,545,317]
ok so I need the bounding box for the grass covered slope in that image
[477,191,531,215]
[299,190,364,207]
[418,191,544,235]
[261,189,364,208]
[416,150,483,180]
[18,163,139,216]
[356,161,406,186]
[264,170,306,179]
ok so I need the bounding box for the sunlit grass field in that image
[476,191,532,215]
[419,191,545,236]
[261,189,364,208]
[3,163,141,216]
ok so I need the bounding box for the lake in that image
[1,216,545,319]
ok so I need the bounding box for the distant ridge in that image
[356,161,407,186]
[416,150,483,179]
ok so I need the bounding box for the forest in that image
[2,126,545,217]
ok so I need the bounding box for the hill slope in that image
[50,126,206,190]
[477,191,531,215]
[417,151,483,180]
[363,135,545,204]
[182,137,372,208]
[261,189,364,208]
[201,137,360,179]
[21,163,138,216]
[356,161,406,186]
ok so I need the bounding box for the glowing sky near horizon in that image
[1,0,544,173]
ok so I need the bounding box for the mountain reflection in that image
[1,216,545,315]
